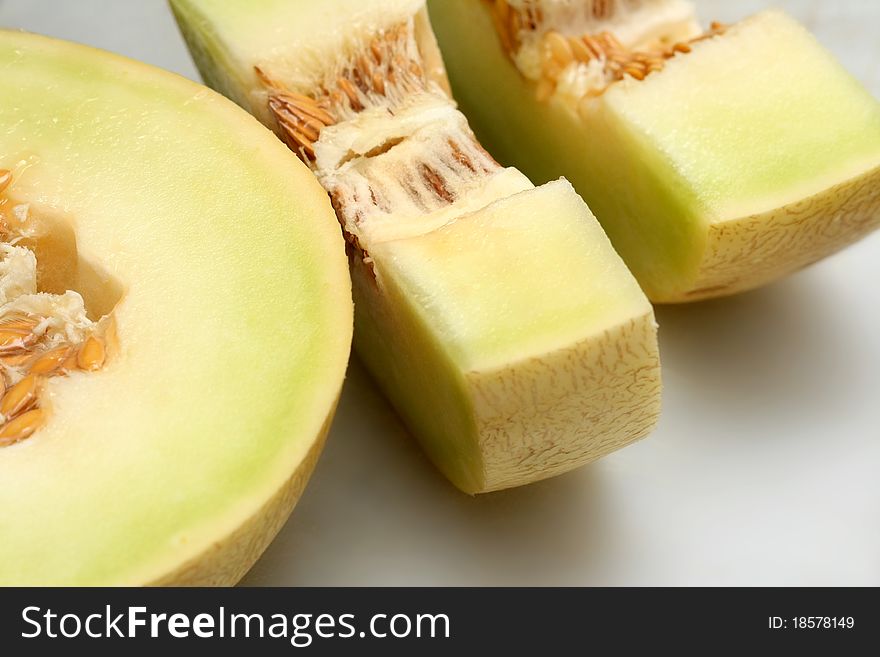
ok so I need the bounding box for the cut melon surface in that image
[428,1,880,302]
[0,31,352,585]
[171,0,663,493]
[364,180,657,491]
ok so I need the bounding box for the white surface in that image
[1,0,877,586]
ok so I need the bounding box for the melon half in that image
[0,31,352,585]
[428,1,880,302]
[171,0,663,493]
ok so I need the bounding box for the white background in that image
[1,0,877,585]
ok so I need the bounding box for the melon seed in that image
[1,373,39,418]
[0,408,44,446]
[77,336,105,371]
[30,345,73,375]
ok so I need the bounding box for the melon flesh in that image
[171,0,662,493]
[360,180,657,491]
[0,31,352,585]
[428,3,880,302]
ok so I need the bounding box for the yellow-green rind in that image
[678,164,880,302]
[471,311,660,492]
[149,408,334,586]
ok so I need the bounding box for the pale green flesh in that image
[373,180,648,374]
[427,0,702,298]
[352,263,482,493]
[169,0,425,114]
[606,10,880,220]
[361,181,649,492]
[0,32,351,585]
[428,3,880,299]
[170,0,422,68]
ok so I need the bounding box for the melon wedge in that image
[428,2,880,302]
[0,31,352,585]
[170,0,663,493]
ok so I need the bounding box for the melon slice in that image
[428,1,880,302]
[0,30,352,585]
[171,0,663,493]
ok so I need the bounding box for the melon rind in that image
[428,2,880,302]
[684,163,880,301]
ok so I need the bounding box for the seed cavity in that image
[0,168,112,447]
[487,1,727,105]
[257,19,502,262]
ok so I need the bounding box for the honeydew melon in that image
[428,1,880,302]
[171,0,663,493]
[0,31,352,585]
